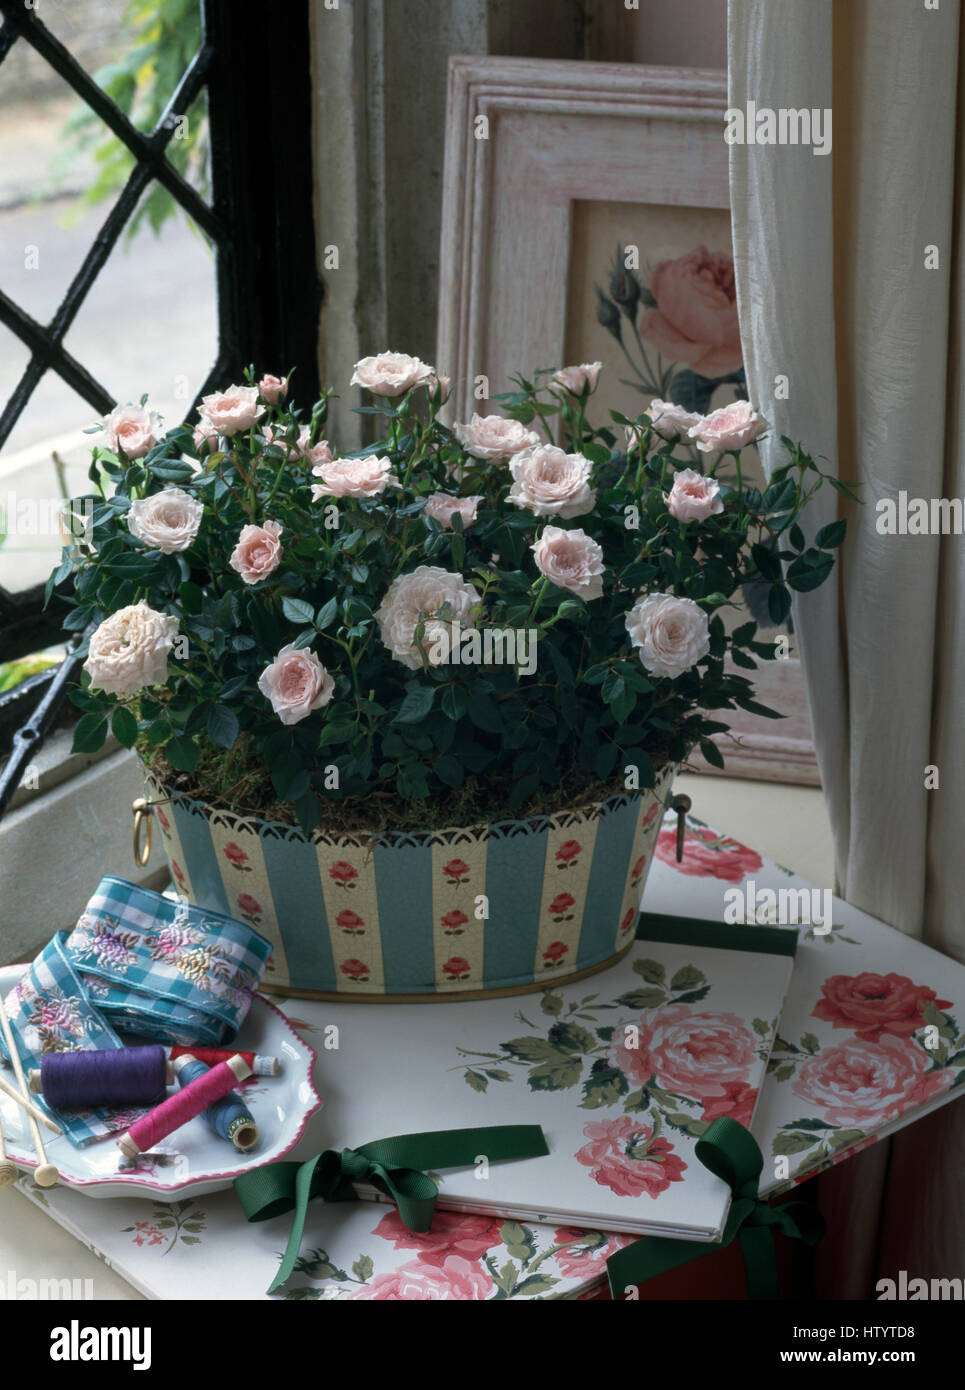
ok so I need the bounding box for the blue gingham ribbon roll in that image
[0,879,272,1147]
[64,876,273,1046]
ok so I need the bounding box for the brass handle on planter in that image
[132,797,153,867]
[672,793,692,863]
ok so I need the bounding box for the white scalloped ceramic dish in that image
[0,971,321,1201]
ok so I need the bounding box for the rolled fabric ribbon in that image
[605,1117,826,1300]
[64,876,272,1046]
[234,1125,549,1293]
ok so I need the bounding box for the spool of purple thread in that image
[29,1046,171,1110]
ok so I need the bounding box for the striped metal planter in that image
[142,765,675,1000]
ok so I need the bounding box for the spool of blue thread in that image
[173,1055,259,1152]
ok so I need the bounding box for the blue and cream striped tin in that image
[143,765,675,1000]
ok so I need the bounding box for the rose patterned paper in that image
[11,809,965,1299]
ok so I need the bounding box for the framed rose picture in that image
[437,56,818,785]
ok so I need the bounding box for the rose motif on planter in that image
[156,807,170,833]
[442,956,471,982]
[555,840,582,869]
[619,908,635,935]
[630,854,647,886]
[642,801,661,829]
[236,892,263,922]
[548,892,576,922]
[442,858,470,885]
[170,859,185,886]
[223,841,251,871]
[542,940,569,968]
[340,958,371,983]
[441,909,469,936]
[336,909,365,935]
[329,861,359,888]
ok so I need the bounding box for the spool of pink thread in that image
[116,1055,252,1160]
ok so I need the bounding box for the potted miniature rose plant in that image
[48,354,852,999]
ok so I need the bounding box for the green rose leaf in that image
[111,706,138,749]
[282,596,315,625]
[206,704,240,750]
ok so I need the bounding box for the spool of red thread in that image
[116,1055,252,1160]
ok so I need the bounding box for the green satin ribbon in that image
[235,1125,548,1293]
[605,1116,825,1299]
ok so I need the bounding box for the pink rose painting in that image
[639,247,742,379]
[329,861,359,887]
[349,1255,493,1301]
[811,973,953,1043]
[655,824,763,883]
[791,1035,953,1129]
[576,1116,687,1198]
[609,1002,757,1101]
[340,958,371,983]
[372,1209,503,1268]
[548,891,576,921]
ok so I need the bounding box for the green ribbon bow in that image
[605,1116,825,1299]
[235,1125,548,1293]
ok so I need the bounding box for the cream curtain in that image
[728,0,965,1296]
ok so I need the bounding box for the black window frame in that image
[0,0,323,664]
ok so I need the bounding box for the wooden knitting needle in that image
[0,1002,58,1187]
[0,1071,62,1134]
[0,1118,16,1187]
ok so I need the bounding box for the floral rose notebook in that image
[10,809,965,1299]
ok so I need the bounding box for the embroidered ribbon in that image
[234,1125,549,1293]
[605,1116,825,1299]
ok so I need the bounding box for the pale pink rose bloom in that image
[258,374,288,404]
[350,352,435,397]
[429,372,452,400]
[229,519,283,585]
[553,362,603,395]
[508,444,596,520]
[665,468,723,523]
[310,456,399,500]
[263,425,334,469]
[423,492,483,530]
[625,591,710,679]
[689,400,769,454]
[84,602,179,697]
[102,404,161,460]
[531,526,605,600]
[639,247,743,378]
[375,566,479,669]
[644,399,704,442]
[791,1035,953,1129]
[608,1003,756,1098]
[349,1255,494,1301]
[193,418,219,455]
[127,488,203,553]
[199,385,265,436]
[257,645,335,726]
[452,414,540,461]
